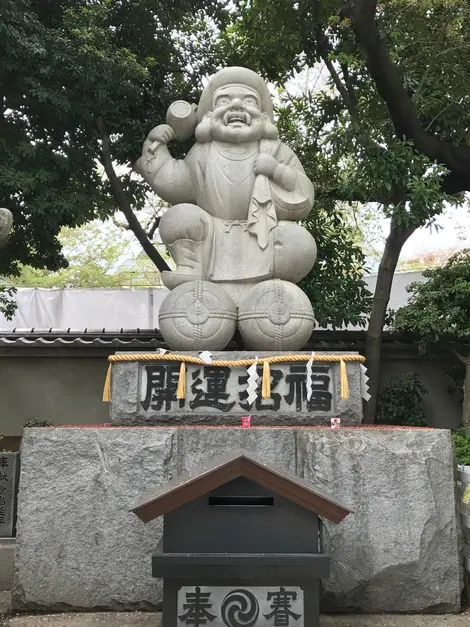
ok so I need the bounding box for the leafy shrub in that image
[453,431,470,466]
[376,372,427,427]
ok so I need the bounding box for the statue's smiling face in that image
[210,84,265,143]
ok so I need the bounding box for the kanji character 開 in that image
[141,364,184,411]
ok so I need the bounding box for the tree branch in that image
[340,61,357,105]
[451,347,470,365]
[425,100,455,132]
[340,0,470,195]
[412,21,448,105]
[147,215,161,240]
[317,30,361,129]
[95,117,171,273]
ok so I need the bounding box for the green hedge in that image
[453,430,470,466]
[376,372,427,427]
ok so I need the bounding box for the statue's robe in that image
[137,139,314,282]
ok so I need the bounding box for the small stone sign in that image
[0,452,20,537]
[177,585,304,627]
[110,351,363,426]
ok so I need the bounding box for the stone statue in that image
[0,208,13,249]
[136,67,317,351]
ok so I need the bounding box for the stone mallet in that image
[148,100,198,153]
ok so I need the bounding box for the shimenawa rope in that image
[102,353,365,403]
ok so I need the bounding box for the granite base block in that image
[12,427,462,613]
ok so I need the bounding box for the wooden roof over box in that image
[131,450,352,524]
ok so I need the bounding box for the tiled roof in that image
[0,327,424,351]
[0,328,165,348]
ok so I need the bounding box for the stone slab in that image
[13,427,462,613]
[0,590,9,614]
[297,428,463,613]
[12,428,177,612]
[0,538,15,590]
[177,426,296,475]
[110,351,363,427]
[0,452,20,537]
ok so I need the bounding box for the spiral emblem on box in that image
[221,589,259,627]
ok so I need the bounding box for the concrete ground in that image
[2,593,470,626]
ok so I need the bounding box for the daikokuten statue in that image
[136,67,317,351]
[0,208,13,249]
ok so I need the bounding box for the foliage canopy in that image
[218,0,469,420]
[393,250,470,429]
[393,250,470,351]
[0,0,225,276]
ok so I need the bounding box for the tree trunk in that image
[341,0,470,195]
[95,117,171,273]
[363,223,415,424]
[461,360,470,433]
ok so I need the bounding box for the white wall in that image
[0,272,425,331]
[0,287,168,330]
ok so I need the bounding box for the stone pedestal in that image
[110,351,363,426]
[13,426,463,613]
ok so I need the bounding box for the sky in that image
[401,208,469,258]
[372,204,470,263]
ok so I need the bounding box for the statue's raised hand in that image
[254,153,278,178]
[147,124,176,146]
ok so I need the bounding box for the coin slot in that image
[209,496,274,507]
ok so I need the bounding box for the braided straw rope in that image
[103,352,365,403]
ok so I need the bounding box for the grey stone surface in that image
[0,539,15,590]
[12,428,177,612]
[6,611,470,627]
[178,427,297,475]
[13,427,462,613]
[110,351,363,427]
[0,453,20,537]
[6,611,160,626]
[135,67,316,350]
[111,359,139,419]
[238,279,314,351]
[297,428,463,613]
[158,281,237,351]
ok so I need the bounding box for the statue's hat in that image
[197,67,274,122]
